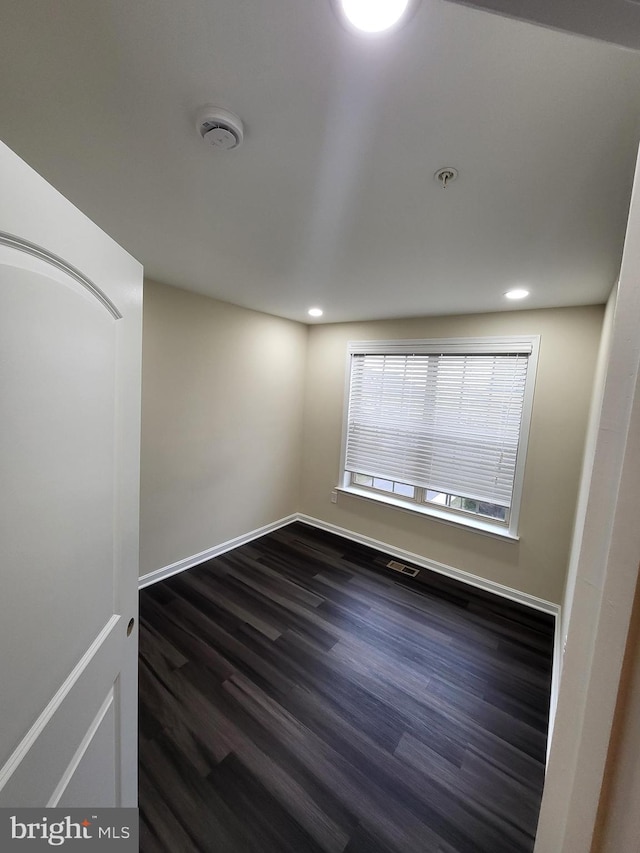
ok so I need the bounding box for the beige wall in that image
[300,306,604,604]
[139,280,308,577]
[140,285,603,602]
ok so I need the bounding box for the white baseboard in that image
[138,514,298,589]
[140,511,561,617]
[295,513,561,617]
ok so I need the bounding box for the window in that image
[340,336,539,537]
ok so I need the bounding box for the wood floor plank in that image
[140,521,553,853]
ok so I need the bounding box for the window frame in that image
[338,335,540,539]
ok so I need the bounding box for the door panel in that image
[0,141,142,806]
[55,690,118,809]
[0,252,117,763]
[0,618,122,805]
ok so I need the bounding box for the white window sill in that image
[336,486,520,541]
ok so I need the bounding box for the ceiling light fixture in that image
[505,289,530,300]
[308,307,324,318]
[337,0,413,33]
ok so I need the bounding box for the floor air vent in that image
[387,560,419,578]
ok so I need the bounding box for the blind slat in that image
[345,351,529,507]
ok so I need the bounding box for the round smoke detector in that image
[196,106,244,150]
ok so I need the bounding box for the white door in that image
[0,141,142,807]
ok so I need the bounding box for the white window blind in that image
[345,349,530,508]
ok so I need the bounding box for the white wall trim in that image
[138,514,298,589]
[547,615,563,763]
[296,513,560,616]
[347,335,537,355]
[0,615,120,794]
[335,485,519,541]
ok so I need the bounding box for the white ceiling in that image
[447,0,640,52]
[2,0,640,323]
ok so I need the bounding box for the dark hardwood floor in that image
[139,522,554,853]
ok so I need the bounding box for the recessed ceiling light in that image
[308,307,324,318]
[338,0,412,33]
[505,289,530,300]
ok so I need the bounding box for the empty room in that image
[2,2,640,853]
